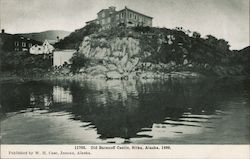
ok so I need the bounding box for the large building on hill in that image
[86,6,153,30]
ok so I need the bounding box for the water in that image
[0,78,249,144]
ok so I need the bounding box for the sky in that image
[0,0,249,50]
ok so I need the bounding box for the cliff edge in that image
[55,24,249,79]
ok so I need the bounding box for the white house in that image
[30,40,54,54]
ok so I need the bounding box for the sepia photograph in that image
[0,0,249,158]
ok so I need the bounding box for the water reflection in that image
[0,78,249,144]
[53,86,72,103]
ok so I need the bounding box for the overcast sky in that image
[0,0,249,49]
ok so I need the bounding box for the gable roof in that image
[96,6,153,19]
[118,7,153,19]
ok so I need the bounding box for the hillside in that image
[17,30,71,44]
[238,46,250,54]
[55,23,101,49]
[234,46,250,74]
[55,24,249,78]
[2,24,248,79]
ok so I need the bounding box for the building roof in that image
[86,6,153,24]
[97,9,109,14]
[0,32,42,44]
[97,6,153,19]
[86,19,97,24]
[118,7,153,19]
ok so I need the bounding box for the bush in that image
[132,26,152,33]
[55,23,101,49]
[0,51,52,72]
[69,52,89,73]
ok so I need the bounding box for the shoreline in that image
[0,71,248,84]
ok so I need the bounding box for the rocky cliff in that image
[79,36,140,78]
[59,25,249,79]
[76,32,199,79]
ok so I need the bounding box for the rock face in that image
[77,35,201,79]
[106,71,122,79]
[79,36,143,79]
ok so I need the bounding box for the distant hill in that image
[17,30,71,44]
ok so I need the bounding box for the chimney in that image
[109,6,116,11]
[1,29,5,33]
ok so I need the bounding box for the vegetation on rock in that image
[63,24,249,78]
[1,24,249,80]
[54,23,101,49]
[69,53,90,73]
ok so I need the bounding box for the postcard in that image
[0,0,249,158]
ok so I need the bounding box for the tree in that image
[0,51,52,73]
[69,52,89,73]
[54,23,101,49]
[192,32,201,38]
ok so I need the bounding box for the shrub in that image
[69,52,90,73]
[55,23,101,49]
[0,51,52,72]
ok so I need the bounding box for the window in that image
[22,42,26,47]
[121,13,124,18]
[129,13,132,19]
[102,19,105,24]
[107,17,111,23]
[135,15,137,20]
[29,43,32,47]
[14,41,19,46]
[102,12,105,18]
